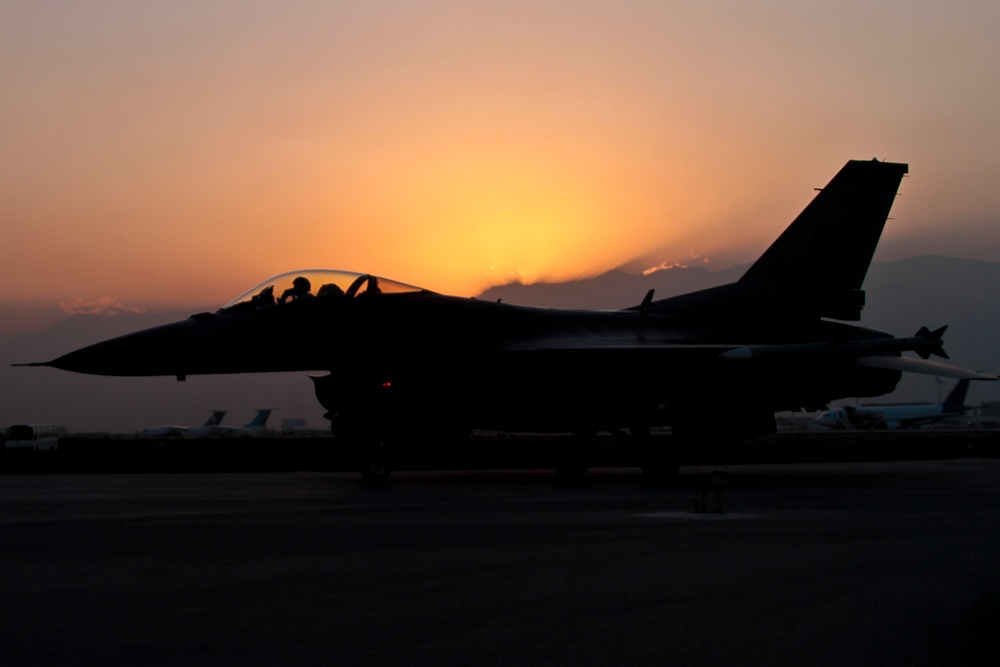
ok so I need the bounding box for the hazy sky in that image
[3,0,1000,328]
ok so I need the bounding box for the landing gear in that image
[554,461,589,480]
[639,454,681,483]
[358,438,392,483]
[629,426,680,483]
[554,432,594,480]
[331,412,394,484]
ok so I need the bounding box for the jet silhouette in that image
[19,159,995,481]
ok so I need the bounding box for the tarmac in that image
[3,454,1000,665]
[4,429,1000,473]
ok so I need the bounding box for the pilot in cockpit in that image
[278,276,315,304]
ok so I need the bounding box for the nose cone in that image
[46,322,189,376]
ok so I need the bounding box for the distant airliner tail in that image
[205,410,226,426]
[245,408,272,428]
[942,379,971,412]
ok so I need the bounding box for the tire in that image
[358,437,391,483]
[359,455,391,483]
[640,458,680,483]
[555,463,589,480]
[554,433,592,480]
[634,429,679,483]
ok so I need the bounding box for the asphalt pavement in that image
[3,461,1000,666]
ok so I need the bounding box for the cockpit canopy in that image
[221,270,428,312]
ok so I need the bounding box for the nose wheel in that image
[331,412,394,483]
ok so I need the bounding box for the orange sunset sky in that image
[2,1,1000,335]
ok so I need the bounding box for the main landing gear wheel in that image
[640,457,680,483]
[359,453,391,483]
[631,427,680,484]
[555,462,589,480]
[330,413,394,483]
[358,438,392,484]
[554,432,594,481]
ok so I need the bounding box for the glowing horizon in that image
[3,1,1000,320]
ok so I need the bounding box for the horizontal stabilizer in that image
[853,356,997,380]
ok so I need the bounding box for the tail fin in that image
[635,159,907,321]
[739,159,908,292]
[245,409,272,428]
[942,379,970,412]
[205,410,227,426]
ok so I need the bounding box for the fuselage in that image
[44,281,901,435]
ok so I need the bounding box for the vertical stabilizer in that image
[942,379,970,412]
[245,409,273,428]
[205,410,227,426]
[637,159,908,320]
[740,159,908,292]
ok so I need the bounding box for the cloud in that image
[58,296,146,316]
[642,262,685,275]
[642,252,710,275]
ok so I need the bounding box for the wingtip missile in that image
[914,325,949,359]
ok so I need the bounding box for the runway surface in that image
[3,461,1000,666]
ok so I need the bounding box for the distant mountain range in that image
[480,264,746,311]
[2,256,998,432]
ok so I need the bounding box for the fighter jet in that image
[17,159,996,481]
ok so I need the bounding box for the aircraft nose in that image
[46,322,189,376]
